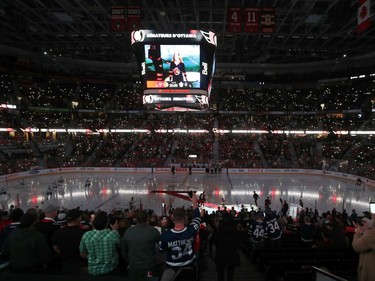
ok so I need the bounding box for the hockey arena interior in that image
[1,1,375,281]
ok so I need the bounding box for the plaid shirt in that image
[79,229,120,275]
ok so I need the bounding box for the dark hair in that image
[136,210,149,224]
[20,213,37,228]
[173,208,186,223]
[93,211,109,230]
[10,208,24,222]
[219,213,235,233]
[149,214,159,226]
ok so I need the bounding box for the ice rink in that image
[1,171,374,216]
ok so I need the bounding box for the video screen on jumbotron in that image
[131,30,216,111]
[144,44,201,89]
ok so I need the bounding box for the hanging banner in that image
[260,8,276,33]
[111,6,126,31]
[127,6,142,31]
[357,0,371,33]
[227,7,242,32]
[244,8,259,33]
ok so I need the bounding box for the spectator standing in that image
[51,208,87,274]
[315,224,335,249]
[158,192,201,281]
[0,208,24,248]
[264,211,283,248]
[229,207,236,217]
[160,216,172,233]
[34,204,61,272]
[352,216,375,281]
[79,211,120,275]
[329,217,349,248]
[209,216,220,257]
[1,213,51,273]
[34,204,60,249]
[149,214,165,276]
[214,213,240,281]
[121,210,161,281]
[248,211,266,263]
[299,216,316,247]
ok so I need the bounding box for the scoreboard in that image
[131,30,216,111]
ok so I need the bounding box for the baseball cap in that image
[66,208,81,221]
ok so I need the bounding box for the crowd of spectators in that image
[109,114,145,129]
[23,111,72,128]
[118,133,174,168]
[218,134,261,168]
[18,79,76,109]
[215,83,373,112]
[145,112,214,131]
[172,134,214,166]
[109,83,143,110]
[1,73,375,180]
[1,63,374,280]
[0,74,14,105]
[90,135,136,167]
[0,195,369,280]
[258,135,294,168]
[1,119,375,179]
[0,133,38,175]
[75,83,114,110]
[293,138,321,169]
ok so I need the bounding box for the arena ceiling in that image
[0,0,374,75]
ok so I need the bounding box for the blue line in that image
[94,174,152,210]
[135,173,153,184]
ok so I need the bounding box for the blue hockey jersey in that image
[159,208,201,267]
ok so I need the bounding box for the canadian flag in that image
[358,0,371,33]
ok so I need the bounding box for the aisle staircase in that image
[253,141,269,168]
